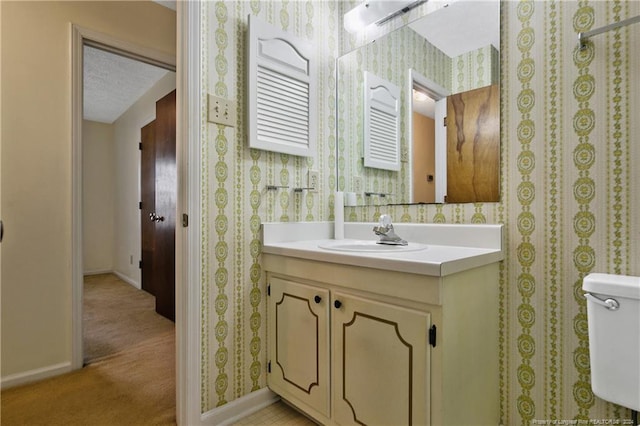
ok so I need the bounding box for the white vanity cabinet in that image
[264,252,500,426]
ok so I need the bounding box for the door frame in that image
[406,69,449,204]
[71,2,203,423]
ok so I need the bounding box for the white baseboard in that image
[201,388,279,425]
[83,269,141,290]
[1,361,72,390]
[83,268,113,276]
[113,270,141,289]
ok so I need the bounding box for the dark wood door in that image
[153,90,177,321]
[446,84,499,203]
[141,120,156,296]
[139,90,176,321]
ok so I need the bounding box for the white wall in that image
[82,120,115,274]
[112,72,176,287]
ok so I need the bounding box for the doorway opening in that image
[81,42,176,364]
[407,69,449,204]
[70,25,180,425]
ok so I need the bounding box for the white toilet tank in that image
[583,273,640,411]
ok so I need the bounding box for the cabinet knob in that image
[314,295,322,304]
[334,300,342,309]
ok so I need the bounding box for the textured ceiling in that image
[83,46,171,123]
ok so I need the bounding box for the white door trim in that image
[407,69,450,204]
[176,1,204,424]
[71,23,84,373]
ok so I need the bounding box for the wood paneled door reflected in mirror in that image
[446,84,500,203]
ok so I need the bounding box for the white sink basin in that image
[318,240,428,253]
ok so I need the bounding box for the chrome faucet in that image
[373,215,408,246]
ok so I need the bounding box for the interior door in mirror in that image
[446,84,500,203]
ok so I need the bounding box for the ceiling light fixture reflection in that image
[413,89,428,102]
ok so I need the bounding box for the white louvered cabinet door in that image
[247,15,317,158]
[364,71,401,171]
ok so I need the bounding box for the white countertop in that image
[261,222,504,277]
[262,238,502,276]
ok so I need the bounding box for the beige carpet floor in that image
[83,273,175,364]
[1,274,176,425]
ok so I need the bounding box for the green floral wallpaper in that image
[202,0,640,423]
[453,45,500,94]
[201,0,338,410]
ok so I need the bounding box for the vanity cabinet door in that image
[331,292,431,426]
[267,277,330,418]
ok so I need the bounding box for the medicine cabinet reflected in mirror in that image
[337,0,501,205]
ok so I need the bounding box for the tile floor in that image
[233,400,317,425]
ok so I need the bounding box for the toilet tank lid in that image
[583,273,640,299]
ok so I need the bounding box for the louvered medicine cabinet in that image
[247,15,317,157]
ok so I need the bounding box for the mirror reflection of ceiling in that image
[409,0,500,58]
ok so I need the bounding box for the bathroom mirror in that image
[337,0,500,205]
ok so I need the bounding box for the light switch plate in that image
[307,170,319,192]
[208,94,236,127]
[353,176,363,193]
